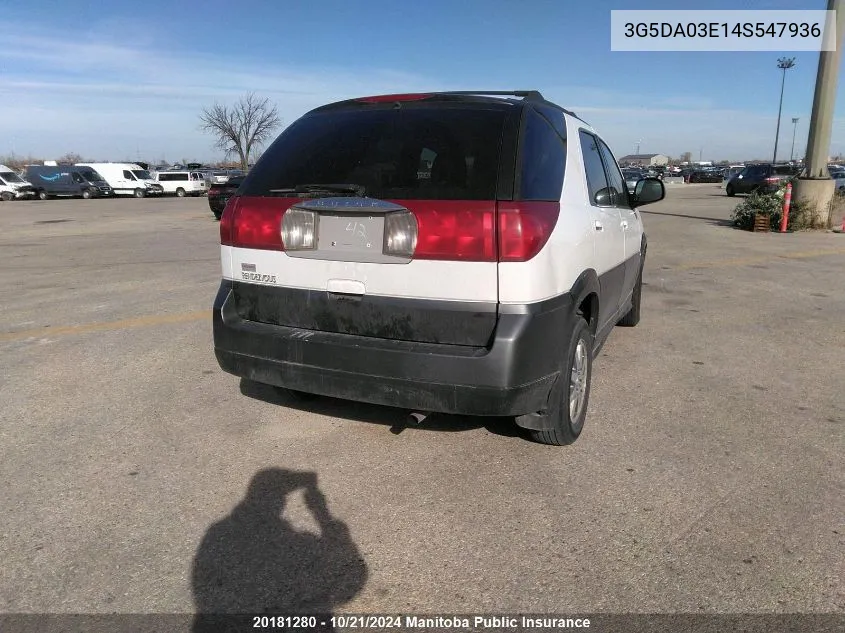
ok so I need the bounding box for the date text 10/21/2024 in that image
[249,615,592,629]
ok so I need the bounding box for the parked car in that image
[725,163,798,196]
[0,164,37,200]
[212,169,246,184]
[688,170,723,183]
[155,171,208,197]
[212,90,665,446]
[207,176,244,219]
[75,163,164,197]
[25,165,113,199]
[621,168,644,192]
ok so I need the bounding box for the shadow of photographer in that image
[192,468,368,631]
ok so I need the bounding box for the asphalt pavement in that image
[0,188,842,621]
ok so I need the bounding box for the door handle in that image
[594,221,604,231]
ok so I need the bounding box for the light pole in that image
[790,117,800,162]
[635,139,642,155]
[773,57,796,163]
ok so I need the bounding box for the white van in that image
[75,163,164,197]
[154,171,208,197]
[0,164,37,200]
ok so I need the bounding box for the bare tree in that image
[199,93,281,171]
[58,152,85,164]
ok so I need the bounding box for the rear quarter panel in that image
[497,113,595,305]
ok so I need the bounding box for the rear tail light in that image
[281,208,317,250]
[219,197,285,250]
[497,202,560,262]
[410,201,558,262]
[221,197,559,262]
[384,210,418,257]
[765,177,779,184]
[412,201,496,261]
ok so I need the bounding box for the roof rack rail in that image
[440,90,546,101]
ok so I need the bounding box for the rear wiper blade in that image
[268,183,366,197]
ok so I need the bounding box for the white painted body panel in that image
[221,245,498,302]
[497,112,640,305]
[76,163,155,196]
[155,172,207,195]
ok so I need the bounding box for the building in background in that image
[618,153,669,167]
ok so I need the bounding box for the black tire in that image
[726,184,735,197]
[525,316,592,446]
[1,191,13,202]
[134,188,145,198]
[81,189,92,199]
[213,209,222,221]
[618,267,642,327]
[38,191,49,200]
[176,187,186,197]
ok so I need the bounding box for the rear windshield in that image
[241,106,507,200]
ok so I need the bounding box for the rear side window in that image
[579,130,609,205]
[742,164,768,177]
[241,106,507,200]
[159,173,189,181]
[518,108,566,201]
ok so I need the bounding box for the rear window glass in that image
[241,106,507,200]
[742,165,768,177]
[518,108,565,201]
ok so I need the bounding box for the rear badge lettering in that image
[240,262,274,283]
[241,272,277,283]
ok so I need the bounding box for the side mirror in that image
[633,177,665,206]
[594,187,615,206]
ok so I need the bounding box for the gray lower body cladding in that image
[212,282,578,418]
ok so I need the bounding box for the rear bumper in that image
[213,282,576,417]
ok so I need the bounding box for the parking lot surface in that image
[1,188,843,617]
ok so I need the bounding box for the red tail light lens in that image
[220,197,559,262]
[765,177,779,183]
[497,202,560,262]
[411,201,496,261]
[219,197,290,251]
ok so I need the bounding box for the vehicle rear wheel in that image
[1,191,13,202]
[134,188,145,198]
[726,184,735,197]
[81,189,92,199]
[618,266,643,327]
[38,191,49,200]
[522,316,592,446]
[213,209,222,221]
[176,187,186,197]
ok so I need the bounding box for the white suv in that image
[213,91,665,445]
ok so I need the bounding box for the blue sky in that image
[1,0,843,163]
